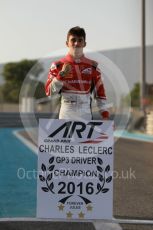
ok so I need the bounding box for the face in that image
[66,35,86,48]
[66,35,86,58]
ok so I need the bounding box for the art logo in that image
[48,121,108,144]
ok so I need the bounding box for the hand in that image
[101,111,109,120]
[61,63,72,76]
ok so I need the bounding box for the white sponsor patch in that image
[50,63,57,70]
[81,68,92,74]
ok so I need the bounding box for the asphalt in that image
[0,221,96,230]
[114,138,153,220]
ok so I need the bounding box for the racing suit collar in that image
[65,53,86,63]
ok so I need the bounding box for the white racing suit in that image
[45,54,109,120]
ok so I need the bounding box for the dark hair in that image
[67,26,86,41]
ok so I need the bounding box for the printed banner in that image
[37,119,114,219]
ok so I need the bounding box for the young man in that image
[45,26,109,120]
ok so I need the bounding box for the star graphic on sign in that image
[66,211,73,219]
[58,203,65,211]
[86,205,93,211]
[78,211,85,219]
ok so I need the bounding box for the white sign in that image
[37,119,114,220]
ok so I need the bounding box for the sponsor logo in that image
[50,63,57,70]
[81,68,92,74]
[47,121,108,144]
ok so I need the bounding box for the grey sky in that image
[0,0,152,63]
